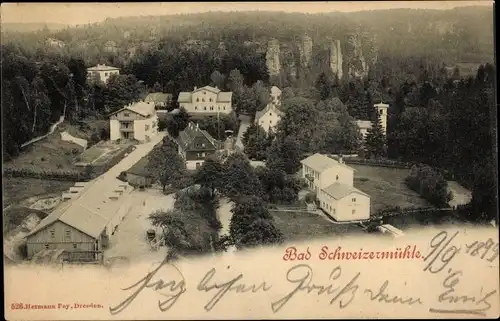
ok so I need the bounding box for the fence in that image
[3,167,91,182]
[90,145,135,177]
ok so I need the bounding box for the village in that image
[3,60,478,268]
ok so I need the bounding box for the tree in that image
[193,157,225,196]
[210,70,226,89]
[152,81,163,92]
[146,137,186,191]
[237,218,284,249]
[219,152,264,200]
[364,111,387,158]
[242,123,269,160]
[266,136,302,175]
[227,69,244,93]
[315,71,335,101]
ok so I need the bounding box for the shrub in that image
[304,191,317,204]
[405,165,453,207]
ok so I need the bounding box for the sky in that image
[1,1,494,26]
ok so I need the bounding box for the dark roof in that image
[125,155,152,177]
[177,122,222,151]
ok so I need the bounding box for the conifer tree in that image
[364,110,386,158]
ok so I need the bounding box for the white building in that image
[109,101,159,143]
[254,103,284,134]
[87,64,120,84]
[301,153,370,222]
[270,86,282,106]
[356,102,389,139]
[177,85,233,117]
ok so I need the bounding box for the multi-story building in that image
[86,64,120,84]
[109,101,159,143]
[270,86,282,106]
[255,103,284,134]
[356,102,389,139]
[301,153,370,221]
[177,122,222,170]
[177,85,232,117]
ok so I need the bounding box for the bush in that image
[304,191,317,204]
[405,165,453,207]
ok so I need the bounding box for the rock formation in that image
[280,43,297,79]
[329,39,343,80]
[344,31,367,79]
[266,39,281,77]
[298,34,313,68]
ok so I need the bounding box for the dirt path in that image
[21,115,65,148]
[235,115,251,151]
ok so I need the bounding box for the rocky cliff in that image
[265,38,281,77]
[298,34,313,68]
[344,31,368,78]
[329,39,343,79]
[280,43,297,79]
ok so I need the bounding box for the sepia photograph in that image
[2,1,498,319]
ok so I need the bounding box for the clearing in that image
[3,177,74,209]
[3,120,110,172]
[73,141,131,167]
[350,164,428,213]
[271,210,366,242]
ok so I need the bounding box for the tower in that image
[374,102,389,136]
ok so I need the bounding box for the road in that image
[97,132,166,179]
[217,197,237,253]
[235,115,252,151]
[104,189,175,263]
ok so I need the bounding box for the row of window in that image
[50,229,71,240]
[196,98,214,102]
[44,243,78,249]
[193,106,226,111]
[320,202,357,215]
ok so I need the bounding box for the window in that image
[269,120,272,123]
[124,113,130,117]
[270,113,272,116]
[336,175,339,180]
[379,109,383,115]
[203,91,206,95]
[204,107,207,110]
[202,98,205,102]
[44,244,49,249]
[334,209,336,214]
[261,120,264,124]
[195,106,198,110]
[218,107,220,110]
[145,124,150,131]
[202,143,205,148]
[50,230,55,239]
[197,98,200,102]
[223,106,226,110]
[210,106,214,111]
[73,244,77,249]
[105,72,108,76]
[64,229,71,241]
[352,198,356,202]
[209,98,213,102]
[352,209,356,214]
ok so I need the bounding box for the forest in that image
[1,7,496,224]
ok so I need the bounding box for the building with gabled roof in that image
[255,103,284,134]
[25,178,133,263]
[86,64,120,84]
[301,153,370,221]
[177,85,233,117]
[144,92,173,109]
[270,86,282,106]
[177,122,222,170]
[109,101,159,143]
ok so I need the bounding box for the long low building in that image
[25,177,133,263]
